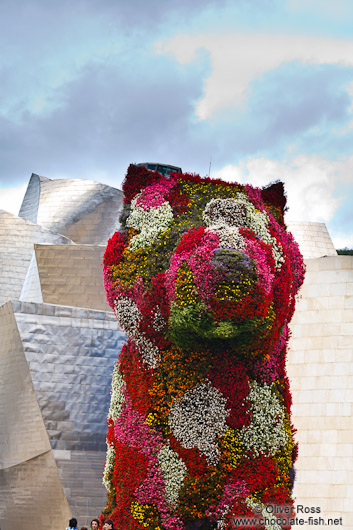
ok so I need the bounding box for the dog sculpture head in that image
[104,164,304,367]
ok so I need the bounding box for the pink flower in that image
[135,178,176,211]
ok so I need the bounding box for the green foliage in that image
[337,248,353,255]
[167,301,267,351]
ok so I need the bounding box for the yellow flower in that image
[175,264,198,307]
[131,501,145,523]
[221,428,243,468]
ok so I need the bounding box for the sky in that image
[1,0,353,247]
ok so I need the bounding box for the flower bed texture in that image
[101,165,305,530]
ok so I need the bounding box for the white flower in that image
[127,197,173,250]
[103,363,125,490]
[207,225,245,250]
[114,297,141,336]
[238,381,287,457]
[103,443,116,491]
[168,380,229,465]
[203,196,284,268]
[108,362,126,421]
[203,198,248,228]
[157,445,188,507]
[134,334,160,369]
[152,307,167,332]
[245,205,284,268]
[114,297,160,368]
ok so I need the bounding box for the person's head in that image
[90,519,99,530]
[103,520,113,530]
[69,519,78,529]
[80,527,88,530]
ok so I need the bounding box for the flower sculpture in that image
[101,164,305,530]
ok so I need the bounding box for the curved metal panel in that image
[19,175,123,244]
[13,301,125,451]
[20,252,43,303]
[10,301,126,523]
[18,173,45,223]
[0,301,70,530]
[55,449,108,526]
[0,301,50,470]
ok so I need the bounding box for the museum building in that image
[0,173,352,530]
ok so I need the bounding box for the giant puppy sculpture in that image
[102,165,305,530]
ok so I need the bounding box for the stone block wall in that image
[288,256,353,530]
[287,222,337,259]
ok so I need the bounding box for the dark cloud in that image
[203,61,353,168]
[252,62,353,135]
[0,51,212,186]
[0,0,278,44]
[0,0,226,36]
[2,0,353,191]
[3,55,353,187]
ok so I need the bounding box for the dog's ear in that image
[122,164,163,204]
[261,181,287,225]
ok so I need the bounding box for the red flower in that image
[120,340,153,416]
[166,183,190,214]
[122,164,163,204]
[109,439,148,530]
[175,227,206,255]
[103,231,128,269]
[231,454,280,494]
[169,433,211,476]
[209,355,250,429]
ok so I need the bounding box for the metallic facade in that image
[0,299,125,528]
[2,171,345,528]
[0,300,71,529]
[0,174,124,529]
[19,173,123,244]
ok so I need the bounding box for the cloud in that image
[287,0,353,19]
[197,61,353,167]
[157,32,353,119]
[251,62,351,131]
[3,51,353,192]
[0,51,211,187]
[213,154,353,225]
[330,231,353,249]
[0,184,27,215]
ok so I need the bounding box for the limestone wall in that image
[287,221,337,259]
[288,255,353,530]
